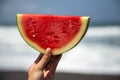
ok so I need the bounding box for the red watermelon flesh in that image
[17,14,90,55]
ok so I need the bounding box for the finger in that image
[34,53,43,64]
[47,55,62,72]
[37,48,52,70]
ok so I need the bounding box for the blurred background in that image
[0,0,120,80]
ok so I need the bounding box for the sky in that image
[0,0,120,26]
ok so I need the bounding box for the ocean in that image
[0,25,120,75]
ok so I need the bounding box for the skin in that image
[28,48,62,80]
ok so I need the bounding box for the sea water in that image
[0,25,120,75]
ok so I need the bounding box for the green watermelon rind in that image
[16,14,90,55]
[52,17,90,55]
[16,14,46,54]
[68,17,90,52]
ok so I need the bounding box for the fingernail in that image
[46,48,52,56]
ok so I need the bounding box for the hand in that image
[28,48,62,80]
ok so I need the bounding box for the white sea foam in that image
[0,25,120,75]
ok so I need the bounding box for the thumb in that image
[37,48,52,70]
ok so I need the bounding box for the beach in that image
[0,26,120,78]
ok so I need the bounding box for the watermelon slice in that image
[16,14,90,55]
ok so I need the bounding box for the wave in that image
[0,25,120,74]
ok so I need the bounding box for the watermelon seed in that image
[31,30,35,33]
[32,34,36,37]
[62,30,67,34]
[54,35,59,38]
